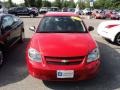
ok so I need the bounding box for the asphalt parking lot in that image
[0,15,120,90]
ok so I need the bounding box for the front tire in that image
[30,14,34,18]
[115,33,120,45]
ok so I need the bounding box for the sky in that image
[1,0,24,4]
[1,0,78,4]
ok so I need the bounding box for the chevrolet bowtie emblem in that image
[61,60,68,63]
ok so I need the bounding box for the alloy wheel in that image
[116,34,120,45]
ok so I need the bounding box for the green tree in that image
[29,0,35,7]
[68,1,76,8]
[35,0,42,8]
[62,0,75,8]
[42,1,51,7]
[52,0,62,8]
[76,0,85,9]
[24,0,29,7]
[93,0,120,9]
[62,0,69,7]
[104,0,112,9]
[84,0,90,8]
[112,0,120,9]
[8,0,13,7]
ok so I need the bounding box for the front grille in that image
[45,56,85,65]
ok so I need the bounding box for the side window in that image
[16,7,24,11]
[2,16,14,29]
[0,5,2,9]
[23,8,28,12]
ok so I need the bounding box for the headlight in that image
[87,48,100,63]
[28,48,41,62]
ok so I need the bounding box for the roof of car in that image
[0,13,14,19]
[0,13,7,17]
[0,13,7,20]
[45,12,79,17]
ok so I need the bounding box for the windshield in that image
[49,7,58,11]
[41,7,47,9]
[37,16,86,33]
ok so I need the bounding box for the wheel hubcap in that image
[0,51,3,65]
[117,34,120,44]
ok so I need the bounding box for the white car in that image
[97,21,120,45]
[39,7,48,14]
[82,8,91,15]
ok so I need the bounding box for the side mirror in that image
[88,26,94,31]
[29,26,35,31]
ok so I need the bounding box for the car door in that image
[12,16,22,39]
[16,7,25,15]
[1,16,12,47]
[0,25,11,49]
[22,7,29,15]
[16,7,29,15]
[1,15,17,47]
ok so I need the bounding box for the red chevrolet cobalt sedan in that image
[26,12,100,81]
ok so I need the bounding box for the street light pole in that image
[90,0,93,15]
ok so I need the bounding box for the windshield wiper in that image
[36,30,87,33]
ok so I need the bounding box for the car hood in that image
[97,21,120,33]
[29,33,96,57]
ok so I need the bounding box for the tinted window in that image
[37,16,86,33]
[42,7,47,9]
[16,7,24,11]
[16,7,28,11]
[2,16,14,29]
[9,7,16,10]
[50,8,58,11]
[0,5,2,9]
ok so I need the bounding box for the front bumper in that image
[97,30,115,42]
[111,16,119,19]
[34,13,39,16]
[96,15,106,19]
[27,58,100,81]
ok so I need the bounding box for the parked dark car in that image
[28,7,39,15]
[8,7,38,18]
[0,14,24,66]
[62,7,68,12]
